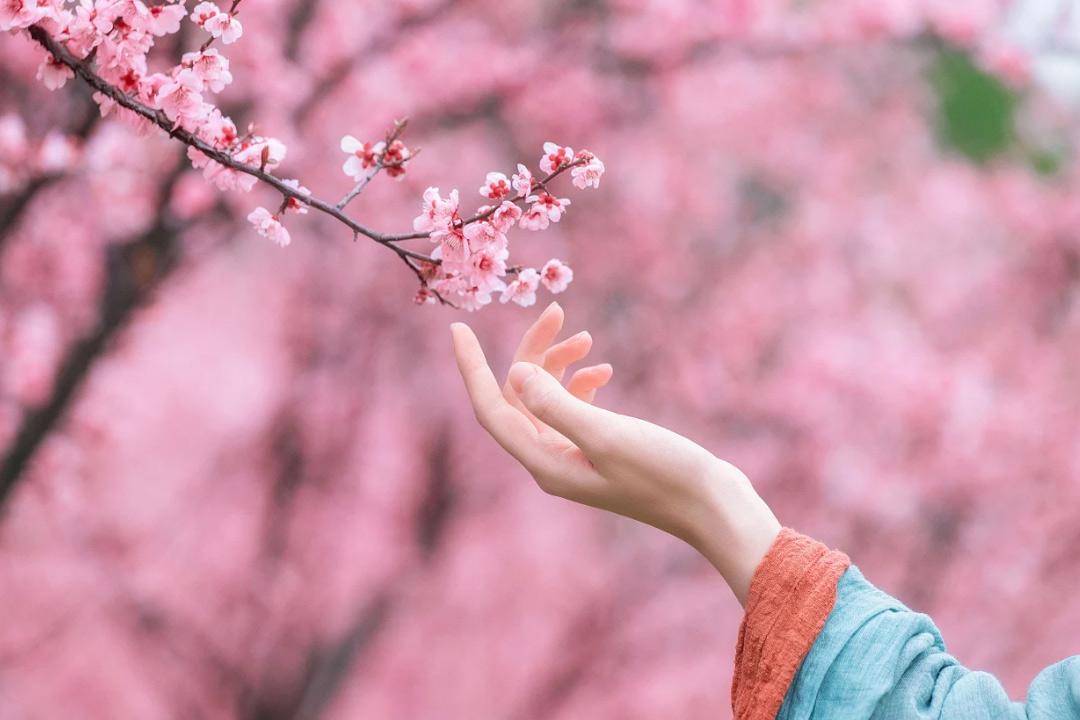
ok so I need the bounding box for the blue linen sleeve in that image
[776,565,1080,720]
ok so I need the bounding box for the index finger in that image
[450,322,505,416]
[450,322,551,469]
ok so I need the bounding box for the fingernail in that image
[508,362,540,393]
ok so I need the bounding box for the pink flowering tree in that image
[2,1,1080,718]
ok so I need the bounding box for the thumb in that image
[508,362,611,450]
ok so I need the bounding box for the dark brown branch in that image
[0,155,196,510]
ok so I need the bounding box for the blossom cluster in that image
[6,1,604,310]
[407,142,604,310]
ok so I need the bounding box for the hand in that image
[449,303,781,605]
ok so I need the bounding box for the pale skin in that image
[449,301,782,606]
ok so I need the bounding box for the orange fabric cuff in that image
[731,527,852,720]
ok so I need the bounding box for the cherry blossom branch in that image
[24,12,603,311]
[27,26,431,256]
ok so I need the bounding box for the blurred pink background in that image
[3,1,1080,717]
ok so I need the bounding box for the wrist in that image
[685,459,781,606]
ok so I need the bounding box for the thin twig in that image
[335,119,411,210]
[335,166,379,210]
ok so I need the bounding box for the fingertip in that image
[544,301,564,324]
[508,361,541,393]
[449,321,469,348]
[566,363,613,400]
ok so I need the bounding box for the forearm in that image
[683,459,781,607]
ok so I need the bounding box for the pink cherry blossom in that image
[182,49,232,92]
[571,152,605,189]
[147,3,187,36]
[156,69,207,127]
[113,67,146,97]
[184,110,256,190]
[489,200,522,232]
[195,154,257,191]
[540,258,573,293]
[247,206,290,247]
[92,92,156,134]
[193,2,243,44]
[381,139,411,179]
[466,243,509,293]
[479,171,512,200]
[234,137,287,172]
[518,204,549,231]
[431,225,467,260]
[413,187,460,233]
[191,1,220,25]
[456,284,495,312]
[463,220,505,252]
[281,179,310,215]
[526,191,571,223]
[511,163,534,196]
[500,268,540,307]
[340,135,381,180]
[539,141,573,174]
[208,14,243,44]
[0,0,38,32]
[413,287,436,305]
[35,56,73,91]
[197,108,238,148]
